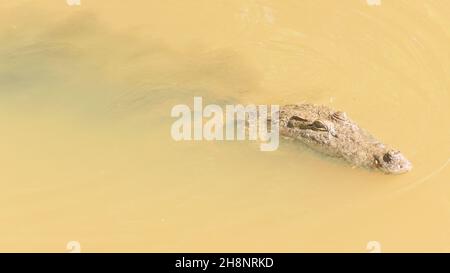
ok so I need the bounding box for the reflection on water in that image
[0,1,448,252]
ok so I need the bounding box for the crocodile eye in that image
[287,115,308,128]
[290,116,308,122]
[311,120,329,131]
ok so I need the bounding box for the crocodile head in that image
[374,149,412,174]
[279,104,413,174]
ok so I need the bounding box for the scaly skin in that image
[278,104,412,174]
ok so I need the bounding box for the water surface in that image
[0,0,449,252]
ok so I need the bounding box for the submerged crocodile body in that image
[278,104,412,174]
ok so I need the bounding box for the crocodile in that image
[277,104,412,174]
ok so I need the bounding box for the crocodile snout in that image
[376,150,413,174]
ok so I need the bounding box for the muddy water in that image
[0,1,448,252]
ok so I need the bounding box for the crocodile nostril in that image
[383,153,393,163]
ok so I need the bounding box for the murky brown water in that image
[0,0,449,252]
